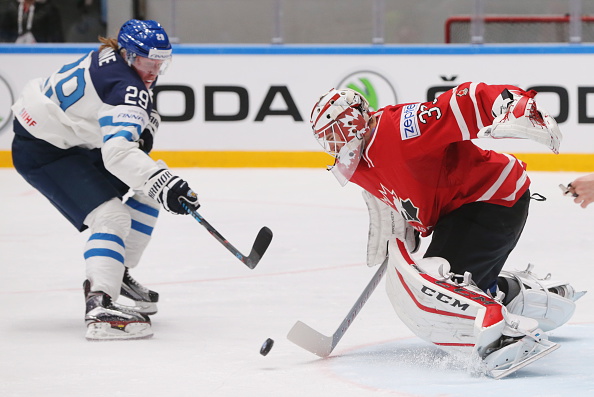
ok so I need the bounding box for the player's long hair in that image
[98,37,119,52]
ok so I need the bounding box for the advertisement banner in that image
[1,45,594,169]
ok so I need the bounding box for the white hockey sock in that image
[83,198,132,299]
[84,232,126,298]
[124,193,160,269]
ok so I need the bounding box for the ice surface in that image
[1,168,593,396]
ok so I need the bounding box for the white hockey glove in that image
[363,190,419,267]
[477,95,562,154]
[142,169,200,215]
[138,109,160,153]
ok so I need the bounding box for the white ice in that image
[1,168,593,397]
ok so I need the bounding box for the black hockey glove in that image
[143,169,200,215]
[139,109,160,153]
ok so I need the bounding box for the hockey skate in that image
[115,268,159,315]
[84,280,153,341]
[479,312,558,379]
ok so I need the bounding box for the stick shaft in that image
[287,258,388,357]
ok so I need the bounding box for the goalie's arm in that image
[407,82,557,152]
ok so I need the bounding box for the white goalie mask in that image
[310,88,371,186]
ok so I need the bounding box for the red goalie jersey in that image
[350,82,531,237]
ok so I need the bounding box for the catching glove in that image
[477,94,562,154]
[143,169,200,215]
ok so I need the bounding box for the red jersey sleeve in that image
[381,82,527,153]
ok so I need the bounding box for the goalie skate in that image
[84,280,153,341]
[483,333,559,379]
[115,268,159,315]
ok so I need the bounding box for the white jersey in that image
[12,47,160,191]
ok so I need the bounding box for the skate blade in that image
[85,322,153,341]
[113,300,158,315]
[487,340,559,379]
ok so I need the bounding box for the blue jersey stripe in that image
[99,116,142,137]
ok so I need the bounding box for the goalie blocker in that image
[385,239,561,379]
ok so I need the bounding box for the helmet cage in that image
[310,89,371,158]
[310,88,371,185]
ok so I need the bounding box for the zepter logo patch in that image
[0,74,14,134]
[336,70,397,112]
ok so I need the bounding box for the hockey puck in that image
[260,338,274,356]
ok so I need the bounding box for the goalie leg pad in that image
[385,240,506,358]
[499,264,586,332]
[386,240,560,378]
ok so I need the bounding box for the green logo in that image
[337,71,397,112]
[347,78,378,111]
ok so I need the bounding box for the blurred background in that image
[2,0,594,45]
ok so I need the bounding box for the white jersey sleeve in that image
[11,48,161,191]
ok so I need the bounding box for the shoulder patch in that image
[400,103,421,140]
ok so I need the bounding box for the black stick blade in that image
[245,227,273,269]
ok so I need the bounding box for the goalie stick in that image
[182,203,273,269]
[287,258,388,357]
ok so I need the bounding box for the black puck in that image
[260,338,274,356]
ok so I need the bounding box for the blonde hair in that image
[98,36,119,52]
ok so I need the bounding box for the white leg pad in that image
[385,240,560,378]
[385,239,506,358]
[501,264,586,332]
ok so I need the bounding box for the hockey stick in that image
[287,257,388,357]
[182,203,273,269]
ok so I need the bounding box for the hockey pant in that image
[83,193,160,299]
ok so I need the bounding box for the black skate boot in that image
[84,280,153,341]
[117,268,159,315]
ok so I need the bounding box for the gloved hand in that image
[139,109,160,153]
[143,169,200,215]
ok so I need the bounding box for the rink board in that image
[1,44,594,169]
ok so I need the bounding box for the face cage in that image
[125,52,171,76]
[329,136,364,187]
[314,123,351,158]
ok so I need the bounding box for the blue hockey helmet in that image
[118,19,172,74]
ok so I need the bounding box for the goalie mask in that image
[310,88,371,186]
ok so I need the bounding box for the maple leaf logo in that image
[339,107,367,138]
[377,184,422,225]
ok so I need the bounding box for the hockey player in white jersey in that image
[11,19,200,340]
